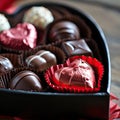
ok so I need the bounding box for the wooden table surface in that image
[15,0,120,98]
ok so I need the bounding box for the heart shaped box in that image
[0,2,111,119]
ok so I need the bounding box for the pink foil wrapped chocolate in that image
[44,55,104,93]
[0,22,37,50]
[55,58,95,88]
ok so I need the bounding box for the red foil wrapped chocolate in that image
[55,58,96,88]
[0,22,37,50]
[44,55,104,93]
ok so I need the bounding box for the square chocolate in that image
[61,39,93,57]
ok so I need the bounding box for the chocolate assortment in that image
[0,5,104,93]
[0,2,110,119]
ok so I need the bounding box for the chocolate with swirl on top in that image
[25,50,57,72]
[10,70,43,92]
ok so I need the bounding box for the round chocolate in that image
[25,50,57,72]
[49,20,80,42]
[10,70,42,91]
[23,6,54,29]
[25,55,47,72]
[55,58,95,88]
[36,50,57,65]
[0,55,13,74]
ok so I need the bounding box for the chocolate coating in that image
[49,21,80,42]
[55,59,95,88]
[61,39,92,57]
[26,50,57,72]
[26,55,47,72]
[36,50,57,65]
[10,70,42,91]
[0,55,13,74]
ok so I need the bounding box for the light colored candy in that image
[0,14,10,32]
[23,6,54,29]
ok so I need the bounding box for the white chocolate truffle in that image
[0,14,10,32]
[23,6,54,29]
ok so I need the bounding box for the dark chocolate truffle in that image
[49,21,80,42]
[0,55,13,74]
[10,70,42,91]
[55,58,95,88]
[25,50,57,72]
[61,39,92,57]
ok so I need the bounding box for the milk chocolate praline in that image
[49,20,80,42]
[36,50,57,65]
[10,70,42,92]
[25,50,57,72]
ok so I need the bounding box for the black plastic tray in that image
[0,2,111,120]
